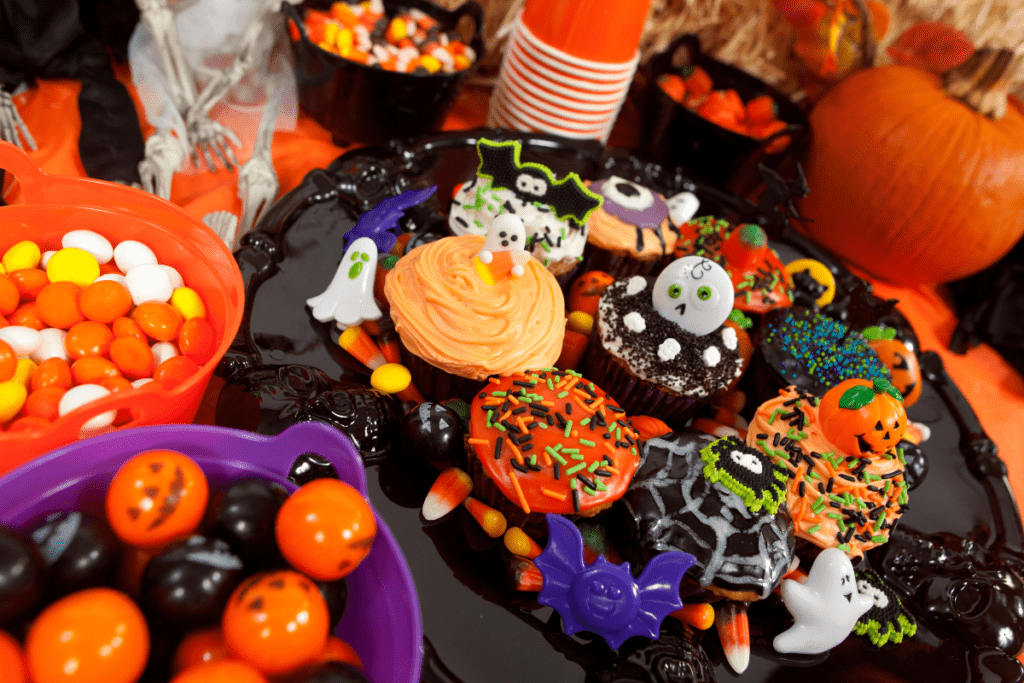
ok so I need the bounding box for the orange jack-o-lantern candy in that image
[818,377,907,456]
[0,629,27,683]
[221,570,330,676]
[105,449,209,549]
[171,660,269,683]
[567,270,614,317]
[275,479,377,581]
[25,588,149,683]
[172,628,228,674]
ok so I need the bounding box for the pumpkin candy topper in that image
[863,326,922,407]
[819,378,907,456]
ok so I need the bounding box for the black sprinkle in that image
[798,481,806,497]
[554,463,561,480]
[494,437,504,460]
[526,462,542,472]
[455,216,469,227]
[756,433,770,440]
[576,474,597,490]
[522,444,534,453]
[839,474,857,482]
[826,478,835,493]
[817,482,826,494]
[531,410,548,418]
[556,413,567,427]
[511,460,529,473]
[529,403,549,412]
[606,406,625,413]
[594,469,612,477]
[772,432,781,447]
[512,406,527,415]
[546,414,555,426]
[572,490,581,513]
[478,392,487,399]
[881,470,904,479]
[565,403,573,415]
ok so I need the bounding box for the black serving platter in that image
[214,130,1024,683]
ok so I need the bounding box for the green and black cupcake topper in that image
[700,436,788,514]
[853,568,917,647]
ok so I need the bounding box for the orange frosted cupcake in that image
[384,233,566,401]
[746,379,909,558]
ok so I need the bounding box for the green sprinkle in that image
[562,447,579,453]
[631,447,637,456]
[537,422,548,429]
[871,535,887,544]
[547,379,555,390]
[837,518,847,533]
[529,454,537,466]
[571,453,585,461]
[566,463,587,476]
[756,440,769,451]
[769,408,784,424]
[548,449,567,466]
[595,480,607,492]
[570,478,578,490]
[838,543,851,552]
[864,473,881,483]
[897,447,906,465]
[787,427,803,441]
[584,486,597,496]
[829,494,844,505]
[884,481,892,494]
[873,515,884,531]
[491,391,507,397]
[587,460,601,473]
[495,423,506,432]
[616,427,622,441]
[807,524,821,534]
[474,219,483,228]
[812,498,826,513]
[826,512,842,521]
[564,420,573,438]
[540,241,551,252]
[808,469,821,479]
[557,391,569,399]
[579,439,596,447]
[580,418,590,426]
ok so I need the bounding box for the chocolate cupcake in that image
[583,177,679,279]
[585,256,744,424]
[465,368,642,533]
[616,430,796,601]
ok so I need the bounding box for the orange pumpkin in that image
[798,51,1024,285]
[568,271,615,317]
[818,377,907,455]
[864,327,922,407]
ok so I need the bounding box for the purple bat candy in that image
[535,514,696,650]
[343,186,437,254]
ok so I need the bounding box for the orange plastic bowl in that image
[0,142,244,472]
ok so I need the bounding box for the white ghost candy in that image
[774,548,874,655]
[476,213,531,277]
[306,237,383,330]
[625,276,647,296]
[666,192,700,228]
[652,256,734,337]
[623,311,646,334]
[658,338,681,361]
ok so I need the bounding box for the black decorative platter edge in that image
[212,128,1024,683]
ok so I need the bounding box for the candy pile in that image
[0,231,215,433]
[0,449,377,683]
[657,69,790,152]
[296,0,476,73]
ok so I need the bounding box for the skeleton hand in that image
[202,210,239,250]
[0,90,36,151]
[186,115,241,173]
[138,128,184,199]
[237,147,278,240]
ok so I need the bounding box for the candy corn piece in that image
[716,601,751,674]
[504,526,542,559]
[508,556,544,592]
[370,363,426,404]
[422,467,473,521]
[669,602,715,631]
[338,326,387,370]
[378,329,402,364]
[463,496,507,538]
[472,250,529,286]
[556,328,588,370]
[630,415,672,442]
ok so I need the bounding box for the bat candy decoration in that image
[306,236,383,330]
[652,256,735,337]
[774,547,873,655]
[342,186,437,254]
[535,514,696,650]
[665,191,701,229]
[473,214,533,284]
[476,139,603,225]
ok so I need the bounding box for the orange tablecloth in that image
[8,76,1024,513]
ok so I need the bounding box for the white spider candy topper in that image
[652,255,734,337]
[475,213,532,281]
[774,547,874,655]
[306,237,382,330]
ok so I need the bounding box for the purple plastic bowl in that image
[0,421,422,683]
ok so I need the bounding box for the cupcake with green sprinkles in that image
[748,306,890,403]
[466,368,643,530]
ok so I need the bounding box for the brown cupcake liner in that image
[580,245,669,280]
[583,341,707,428]
[400,347,487,404]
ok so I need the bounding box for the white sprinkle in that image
[625,276,647,296]
[623,311,646,333]
[721,326,738,350]
[703,346,722,367]
[658,338,681,362]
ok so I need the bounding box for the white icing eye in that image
[729,449,763,474]
[516,173,547,197]
[666,192,700,227]
[599,176,655,212]
[652,256,734,337]
[532,177,548,196]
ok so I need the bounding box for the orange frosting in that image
[468,369,642,515]
[746,386,908,559]
[384,235,565,381]
[586,207,677,259]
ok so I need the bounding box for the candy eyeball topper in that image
[652,256,734,337]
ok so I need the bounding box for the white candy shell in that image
[125,264,174,306]
[0,326,42,357]
[30,328,68,363]
[41,251,56,269]
[160,265,185,290]
[652,256,734,337]
[95,273,127,286]
[113,240,158,273]
[58,383,116,432]
[62,230,114,264]
[131,378,154,389]
[150,342,178,367]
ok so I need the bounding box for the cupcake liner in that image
[401,346,487,404]
[581,245,668,280]
[583,341,707,427]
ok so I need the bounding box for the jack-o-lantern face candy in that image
[818,378,907,456]
[105,450,209,549]
[863,327,922,407]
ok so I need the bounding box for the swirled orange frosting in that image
[746,386,908,559]
[384,235,566,381]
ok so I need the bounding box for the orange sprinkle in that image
[516,416,529,434]
[574,396,596,414]
[541,488,567,501]
[467,438,490,446]
[571,430,578,437]
[509,441,524,464]
[539,400,555,407]
[489,377,502,384]
[563,377,580,391]
[507,394,520,405]
[500,410,512,423]
[542,451,552,467]
[509,469,531,514]
[605,466,620,475]
[590,397,605,411]
[603,442,616,455]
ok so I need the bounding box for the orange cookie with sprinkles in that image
[746,384,909,559]
[466,368,642,530]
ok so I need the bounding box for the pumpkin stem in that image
[943,47,1018,121]
[850,0,877,68]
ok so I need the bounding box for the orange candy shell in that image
[80,281,133,324]
[7,415,51,432]
[24,387,66,421]
[105,449,209,548]
[71,357,121,385]
[153,356,200,389]
[0,629,27,683]
[172,628,229,674]
[171,660,269,683]
[112,317,147,343]
[25,588,149,683]
[36,281,84,329]
[0,339,15,383]
[109,336,155,380]
[178,318,216,365]
[275,479,377,581]
[0,274,18,316]
[8,269,48,301]
[133,302,182,342]
[65,321,115,360]
[9,302,44,330]
[31,357,73,391]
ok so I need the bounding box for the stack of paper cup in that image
[488,0,650,143]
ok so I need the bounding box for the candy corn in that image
[504,526,542,559]
[378,329,402,365]
[464,496,507,538]
[716,601,751,674]
[508,556,544,592]
[338,326,386,370]
[630,415,672,442]
[422,467,472,521]
[670,602,715,631]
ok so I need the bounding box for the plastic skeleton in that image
[0,90,36,151]
[134,0,297,244]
